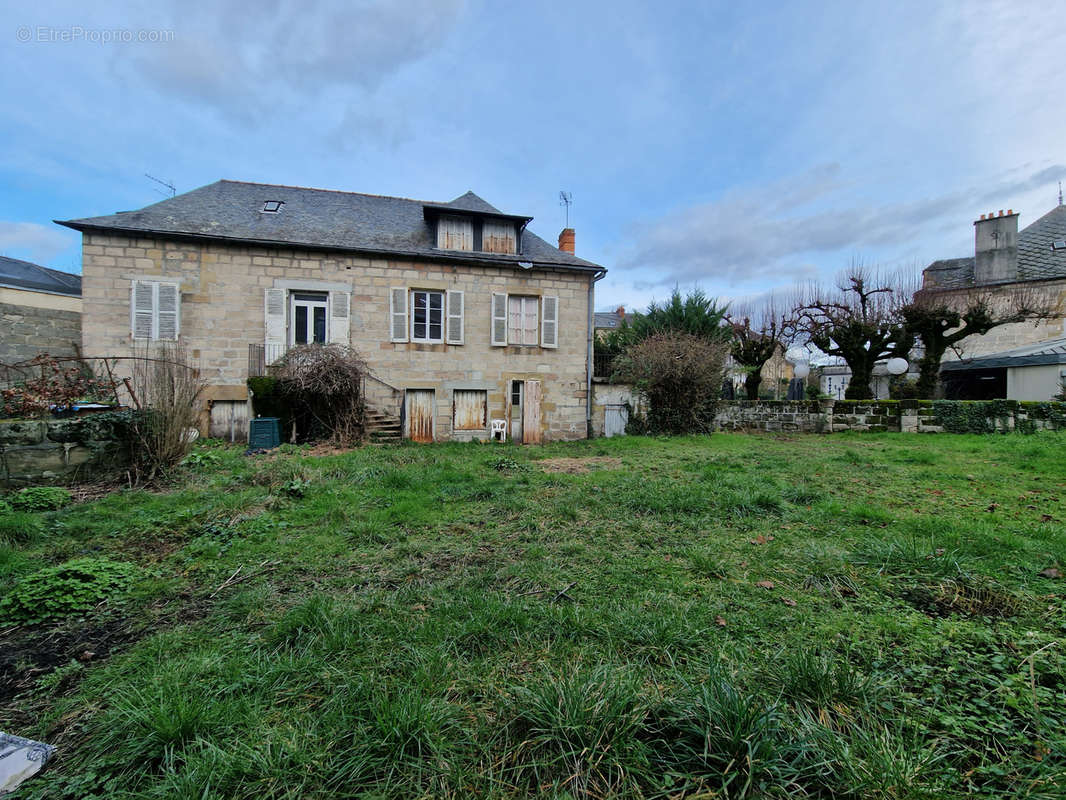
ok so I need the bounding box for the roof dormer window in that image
[482,220,517,254]
[437,216,473,251]
[261,200,284,214]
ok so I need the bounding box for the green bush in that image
[9,486,73,512]
[0,557,139,624]
[0,498,10,514]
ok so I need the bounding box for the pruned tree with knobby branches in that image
[901,284,1057,398]
[726,294,794,400]
[793,268,913,400]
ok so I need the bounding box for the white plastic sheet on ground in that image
[0,732,55,796]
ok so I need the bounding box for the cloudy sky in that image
[2,0,1063,311]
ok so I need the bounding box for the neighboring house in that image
[57,180,606,442]
[921,201,1066,399]
[0,256,82,364]
[593,307,627,339]
[818,358,920,401]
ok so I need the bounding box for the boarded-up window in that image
[482,220,516,254]
[453,389,487,431]
[508,296,539,345]
[437,216,473,251]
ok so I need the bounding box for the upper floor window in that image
[507,296,539,345]
[390,287,464,345]
[437,216,473,251]
[491,292,558,348]
[411,290,444,343]
[131,280,180,340]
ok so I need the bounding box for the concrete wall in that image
[0,413,133,486]
[1008,364,1066,401]
[0,288,82,363]
[80,233,593,442]
[590,382,642,437]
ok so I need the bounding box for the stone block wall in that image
[0,413,133,486]
[0,301,82,363]
[712,399,1066,435]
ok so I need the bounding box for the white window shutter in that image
[491,292,508,346]
[131,281,155,340]
[445,289,464,345]
[330,291,351,345]
[541,295,559,348]
[389,287,409,342]
[264,288,286,348]
[156,283,180,341]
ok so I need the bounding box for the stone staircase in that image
[365,407,402,443]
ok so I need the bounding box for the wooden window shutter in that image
[541,295,559,348]
[491,292,508,346]
[329,291,351,345]
[389,287,409,342]
[264,288,286,348]
[131,280,155,340]
[445,289,464,345]
[156,283,180,341]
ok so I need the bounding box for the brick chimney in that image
[558,228,575,254]
[974,209,1019,283]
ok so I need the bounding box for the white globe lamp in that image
[886,357,909,376]
[792,361,810,379]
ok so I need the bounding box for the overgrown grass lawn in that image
[2,432,1065,798]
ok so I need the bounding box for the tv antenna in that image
[145,173,176,198]
[559,190,573,227]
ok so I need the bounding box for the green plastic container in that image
[248,417,281,450]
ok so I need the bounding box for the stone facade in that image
[80,233,593,442]
[0,290,82,363]
[939,278,1066,360]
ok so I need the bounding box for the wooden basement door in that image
[522,380,542,444]
[404,389,435,443]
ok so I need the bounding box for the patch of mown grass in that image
[2,433,1065,798]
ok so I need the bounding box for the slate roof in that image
[1017,204,1066,280]
[56,180,603,273]
[940,335,1066,371]
[923,204,1066,288]
[594,311,625,330]
[0,255,81,296]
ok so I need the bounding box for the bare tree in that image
[793,267,912,400]
[726,294,793,400]
[902,283,1057,398]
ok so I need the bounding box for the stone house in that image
[57,180,607,442]
[922,201,1066,399]
[0,256,82,364]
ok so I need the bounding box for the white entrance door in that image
[291,291,328,345]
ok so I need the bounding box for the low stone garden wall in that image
[713,399,1066,435]
[0,412,136,486]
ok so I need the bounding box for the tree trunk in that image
[844,357,876,399]
[744,368,762,400]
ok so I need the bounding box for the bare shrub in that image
[614,332,729,434]
[272,344,367,445]
[127,344,206,483]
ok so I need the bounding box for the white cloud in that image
[0,222,75,264]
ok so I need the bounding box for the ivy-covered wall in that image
[713,399,1066,435]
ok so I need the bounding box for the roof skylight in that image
[261,200,284,214]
